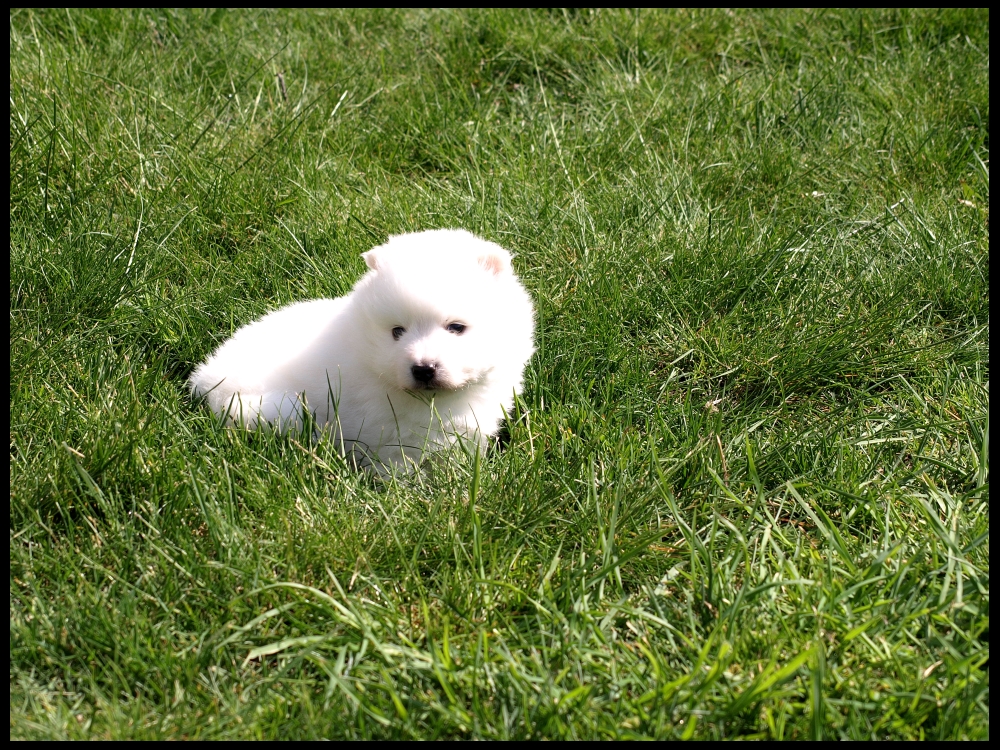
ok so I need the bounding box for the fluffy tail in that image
[190,366,304,430]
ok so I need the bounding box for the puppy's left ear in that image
[361,250,380,271]
[478,245,512,276]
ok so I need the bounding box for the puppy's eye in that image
[446,323,467,335]
[392,327,406,340]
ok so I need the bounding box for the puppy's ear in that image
[478,246,512,276]
[361,250,380,271]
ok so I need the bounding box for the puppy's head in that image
[354,229,533,394]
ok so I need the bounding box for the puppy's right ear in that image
[361,250,380,271]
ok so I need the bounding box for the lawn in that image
[9,9,989,739]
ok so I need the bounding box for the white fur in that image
[189,229,535,471]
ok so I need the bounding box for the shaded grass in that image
[10,8,988,739]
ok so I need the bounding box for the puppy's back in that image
[189,298,348,418]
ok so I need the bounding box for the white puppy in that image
[189,229,535,471]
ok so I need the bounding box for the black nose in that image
[411,364,437,384]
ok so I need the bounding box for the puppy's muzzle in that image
[411,363,438,387]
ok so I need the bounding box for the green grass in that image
[9,9,989,739]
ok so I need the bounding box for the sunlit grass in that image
[10,8,988,739]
